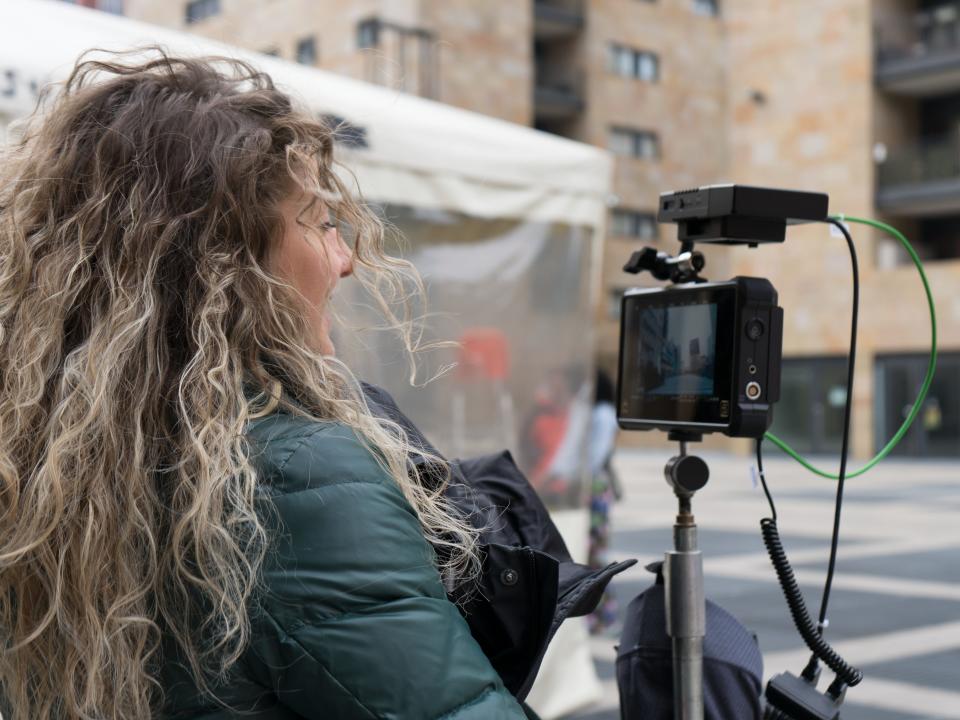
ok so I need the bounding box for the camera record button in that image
[746,318,765,341]
[745,382,762,400]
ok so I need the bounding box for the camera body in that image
[617,276,783,438]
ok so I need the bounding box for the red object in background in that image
[456,327,510,381]
[529,409,568,483]
[77,0,97,7]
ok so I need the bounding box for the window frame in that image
[607,44,660,82]
[185,0,220,24]
[692,0,720,17]
[608,126,661,160]
[357,18,381,49]
[611,208,658,239]
[296,36,318,65]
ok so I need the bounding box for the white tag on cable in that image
[830,213,850,238]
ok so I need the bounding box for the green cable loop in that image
[764,215,938,479]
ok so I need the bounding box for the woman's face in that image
[270,189,354,355]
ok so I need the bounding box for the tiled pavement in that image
[567,449,960,720]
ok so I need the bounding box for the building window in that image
[261,48,280,57]
[185,0,219,24]
[611,209,657,239]
[609,127,660,160]
[296,36,317,65]
[692,0,720,16]
[770,357,848,455]
[876,353,960,457]
[357,18,381,49]
[608,45,659,82]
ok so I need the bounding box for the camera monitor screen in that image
[618,284,735,430]
[641,304,717,396]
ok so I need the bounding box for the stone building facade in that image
[113,0,960,460]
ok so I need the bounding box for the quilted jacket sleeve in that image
[245,423,529,720]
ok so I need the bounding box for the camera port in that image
[748,364,758,375]
[745,381,762,400]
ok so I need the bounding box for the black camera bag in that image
[616,561,764,720]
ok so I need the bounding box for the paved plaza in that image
[570,448,960,720]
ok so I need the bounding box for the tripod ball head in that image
[665,454,709,496]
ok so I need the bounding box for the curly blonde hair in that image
[0,49,478,719]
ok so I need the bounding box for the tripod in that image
[663,430,710,720]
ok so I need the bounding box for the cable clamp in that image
[818,619,830,632]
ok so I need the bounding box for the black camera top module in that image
[617,277,783,438]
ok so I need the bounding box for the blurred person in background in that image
[0,50,536,720]
[522,367,590,506]
[586,368,622,634]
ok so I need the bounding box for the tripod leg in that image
[665,523,705,720]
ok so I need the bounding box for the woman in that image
[0,51,532,719]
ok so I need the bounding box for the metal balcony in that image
[534,0,584,40]
[876,134,960,215]
[876,2,960,96]
[533,70,585,122]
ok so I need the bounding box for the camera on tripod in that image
[613,184,856,720]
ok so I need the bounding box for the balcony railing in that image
[879,134,960,187]
[877,3,960,60]
[875,2,960,95]
[533,68,585,121]
[534,0,585,39]
[876,133,960,215]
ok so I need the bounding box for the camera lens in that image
[746,318,765,341]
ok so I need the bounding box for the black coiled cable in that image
[760,517,863,687]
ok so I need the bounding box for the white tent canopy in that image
[0,0,612,226]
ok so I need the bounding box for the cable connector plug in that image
[764,672,843,720]
[801,656,821,686]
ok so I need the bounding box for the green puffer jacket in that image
[161,409,532,719]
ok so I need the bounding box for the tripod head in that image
[664,430,708,502]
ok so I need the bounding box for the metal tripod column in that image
[664,444,709,720]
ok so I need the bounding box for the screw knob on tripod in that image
[665,454,709,495]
